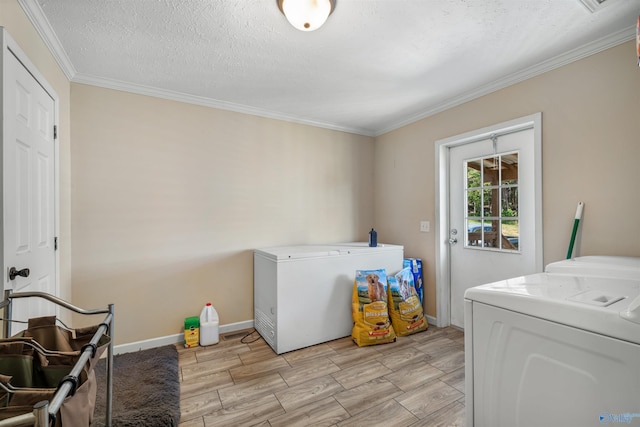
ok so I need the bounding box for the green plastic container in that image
[184,316,200,348]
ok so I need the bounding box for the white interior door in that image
[3,41,58,334]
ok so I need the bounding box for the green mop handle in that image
[566,202,584,259]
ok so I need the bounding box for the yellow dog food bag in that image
[351,269,396,346]
[388,267,428,336]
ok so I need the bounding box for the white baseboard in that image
[426,315,437,327]
[113,319,255,355]
[114,315,439,355]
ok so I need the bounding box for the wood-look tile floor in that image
[176,325,465,427]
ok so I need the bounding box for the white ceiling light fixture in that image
[277,0,337,32]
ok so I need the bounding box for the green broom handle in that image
[566,202,584,259]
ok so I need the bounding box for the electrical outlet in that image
[420,221,430,232]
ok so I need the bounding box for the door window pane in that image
[467,189,481,217]
[501,153,518,185]
[502,220,519,250]
[502,187,519,217]
[467,220,487,246]
[464,151,519,252]
[483,187,498,217]
[482,156,500,186]
[467,160,481,189]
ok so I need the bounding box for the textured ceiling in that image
[24,0,640,136]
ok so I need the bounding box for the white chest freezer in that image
[254,242,403,354]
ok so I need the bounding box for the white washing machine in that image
[464,257,640,427]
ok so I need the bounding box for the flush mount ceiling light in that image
[277,0,337,32]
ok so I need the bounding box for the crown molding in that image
[17,0,634,138]
[374,25,635,136]
[18,0,76,80]
[71,73,376,137]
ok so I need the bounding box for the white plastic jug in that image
[199,302,219,346]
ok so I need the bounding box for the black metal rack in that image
[0,291,114,427]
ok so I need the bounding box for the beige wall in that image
[70,84,375,344]
[0,3,73,304]
[375,41,640,318]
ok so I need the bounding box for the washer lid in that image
[545,256,640,280]
[465,273,640,345]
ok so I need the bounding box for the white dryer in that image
[545,255,640,279]
[464,256,640,427]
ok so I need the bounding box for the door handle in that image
[449,228,458,245]
[8,267,30,281]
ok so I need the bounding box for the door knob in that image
[8,267,30,281]
[449,238,458,245]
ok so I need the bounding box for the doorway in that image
[435,113,543,328]
[2,29,60,335]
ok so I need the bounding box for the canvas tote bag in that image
[0,316,109,426]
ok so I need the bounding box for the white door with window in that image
[2,31,58,335]
[436,114,543,328]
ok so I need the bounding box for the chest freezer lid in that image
[254,242,403,260]
[333,242,403,255]
[465,273,640,345]
[545,256,640,280]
